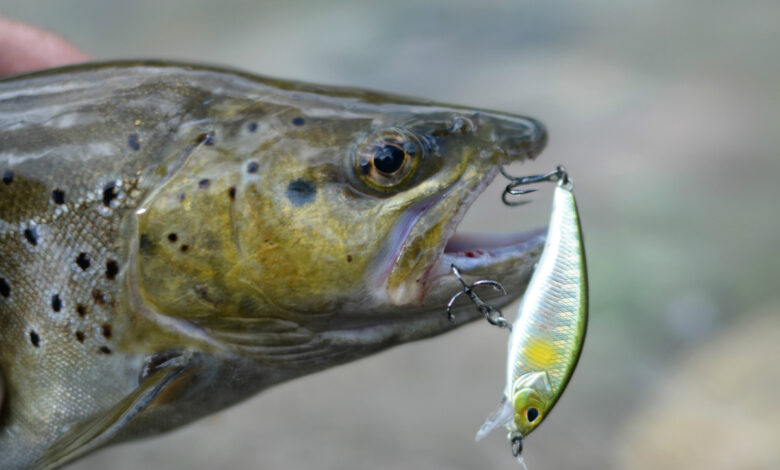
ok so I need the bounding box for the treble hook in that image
[501,165,571,206]
[446,265,511,330]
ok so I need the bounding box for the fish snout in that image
[478,112,548,162]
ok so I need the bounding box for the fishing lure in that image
[450,166,587,462]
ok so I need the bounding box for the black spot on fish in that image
[52,189,66,204]
[347,255,353,262]
[247,162,259,173]
[286,179,316,206]
[139,233,154,255]
[248,122,258,132]
[75,331,85,343]
[92,289,105,305]
[178,193,186,202]
[167,233,178,243]
[23,227,38,246]
[106,259,119,280]
[76,304,87,317]
[51,294,62,312]
[180,244,189,252]
[196,132,215,146]
[0,278,10,297]
[128,134,141,150]
[292,117,305,126]
[102,181,119,207]
[76,252,91,271]
[99,346,112,355]
[2,170,13,184]
[198,179,210,189]
[101,323,112,339]
[228,187,236,200]
[30,330,40,347]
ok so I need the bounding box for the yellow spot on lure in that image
[476,177,587,458]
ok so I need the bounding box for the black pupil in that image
[374,144,406,174]
[526,407,540,422]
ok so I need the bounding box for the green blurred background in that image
[3,0,779,468]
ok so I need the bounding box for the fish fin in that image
[475,396,514,442]
[33,352,192,470]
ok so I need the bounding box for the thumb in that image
[0,17,90,77]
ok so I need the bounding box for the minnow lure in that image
[475,167,587,460]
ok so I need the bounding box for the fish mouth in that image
[384,166,546,323]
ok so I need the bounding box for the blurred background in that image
[3,0,779,468]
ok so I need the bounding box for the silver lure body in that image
[477,183,587,446]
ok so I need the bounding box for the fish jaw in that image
[375,114,549,329]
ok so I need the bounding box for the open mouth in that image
[393,169,548,312]
[439,228,547,274]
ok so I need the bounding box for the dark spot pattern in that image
[99,346,112,355]
[51,294,62,312]
[52,189,66,204]
[101,323,112,339]
[286,179,316,206]
[23,227,38,246]
[198,179,210,189]
[180,244,189,252]
[106,259,119,280]
[76,304,87,317]
[92,289,105,305]
[128,134,141,150]
[248,122,258,132]
[30,330,40,347]
[2,170,13,184]
[167,233,178,243]
[247,162,258,173]
[0,278,10,297]
[76,252,91,270]
[75,331,85,343]
[102,182,119,207]
[292,117,305,126]
[228,187,236,200]
[347,255,353,262]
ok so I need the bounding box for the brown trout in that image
[0,62,547,469]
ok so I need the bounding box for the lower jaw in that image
[418,227,547,308]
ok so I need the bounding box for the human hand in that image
[0,17,89,77]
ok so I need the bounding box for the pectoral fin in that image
[475,396,514,442]
[33,352,192,470]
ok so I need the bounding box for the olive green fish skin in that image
[0,62,547,469]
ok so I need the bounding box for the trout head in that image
[133,83,547,371]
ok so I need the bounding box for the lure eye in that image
[356,129,421,191]
[525,407,540,423]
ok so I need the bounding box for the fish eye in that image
[525,407,540,423]
[355,129,421,191]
